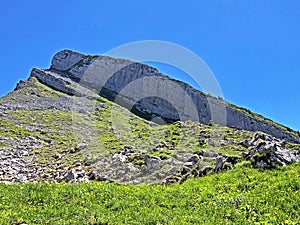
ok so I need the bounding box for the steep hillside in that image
[0,50,299,184]
[0,77,247,184]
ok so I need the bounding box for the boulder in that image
[245,132,300,168]
[144,155,161,169]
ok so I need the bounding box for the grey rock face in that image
[0,136,42,183]
[245,132,300,168]
[28,49,299,143]
[51,50,85,71]
[0,134,91,184]
[214,156,228,171]
[144,155,162,169]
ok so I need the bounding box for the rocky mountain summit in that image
[38,50,300,143]
[0,49,299,184]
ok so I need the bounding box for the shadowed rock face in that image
[29,49,299,143]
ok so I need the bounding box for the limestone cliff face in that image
[30,49,300,143]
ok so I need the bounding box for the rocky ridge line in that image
[28,49,299,143]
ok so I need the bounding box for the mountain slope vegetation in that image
[0,51,299,224]
[0,163,299,224]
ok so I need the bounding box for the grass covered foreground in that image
[0,163,299,225]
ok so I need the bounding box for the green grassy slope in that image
[0,162,299,225]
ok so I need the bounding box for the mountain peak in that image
[51,49,86,71]
[0,49,299,184]
[28,50,300,143]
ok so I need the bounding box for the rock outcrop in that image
[245,132,300,168]
[28,49,299,143]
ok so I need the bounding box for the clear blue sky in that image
[0,0,299,130]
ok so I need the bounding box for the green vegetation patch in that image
[0,163,299,224]
[6,109,94,166]
[30,76,62,98]
[0,142,9,148]
[0,117,34,138]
